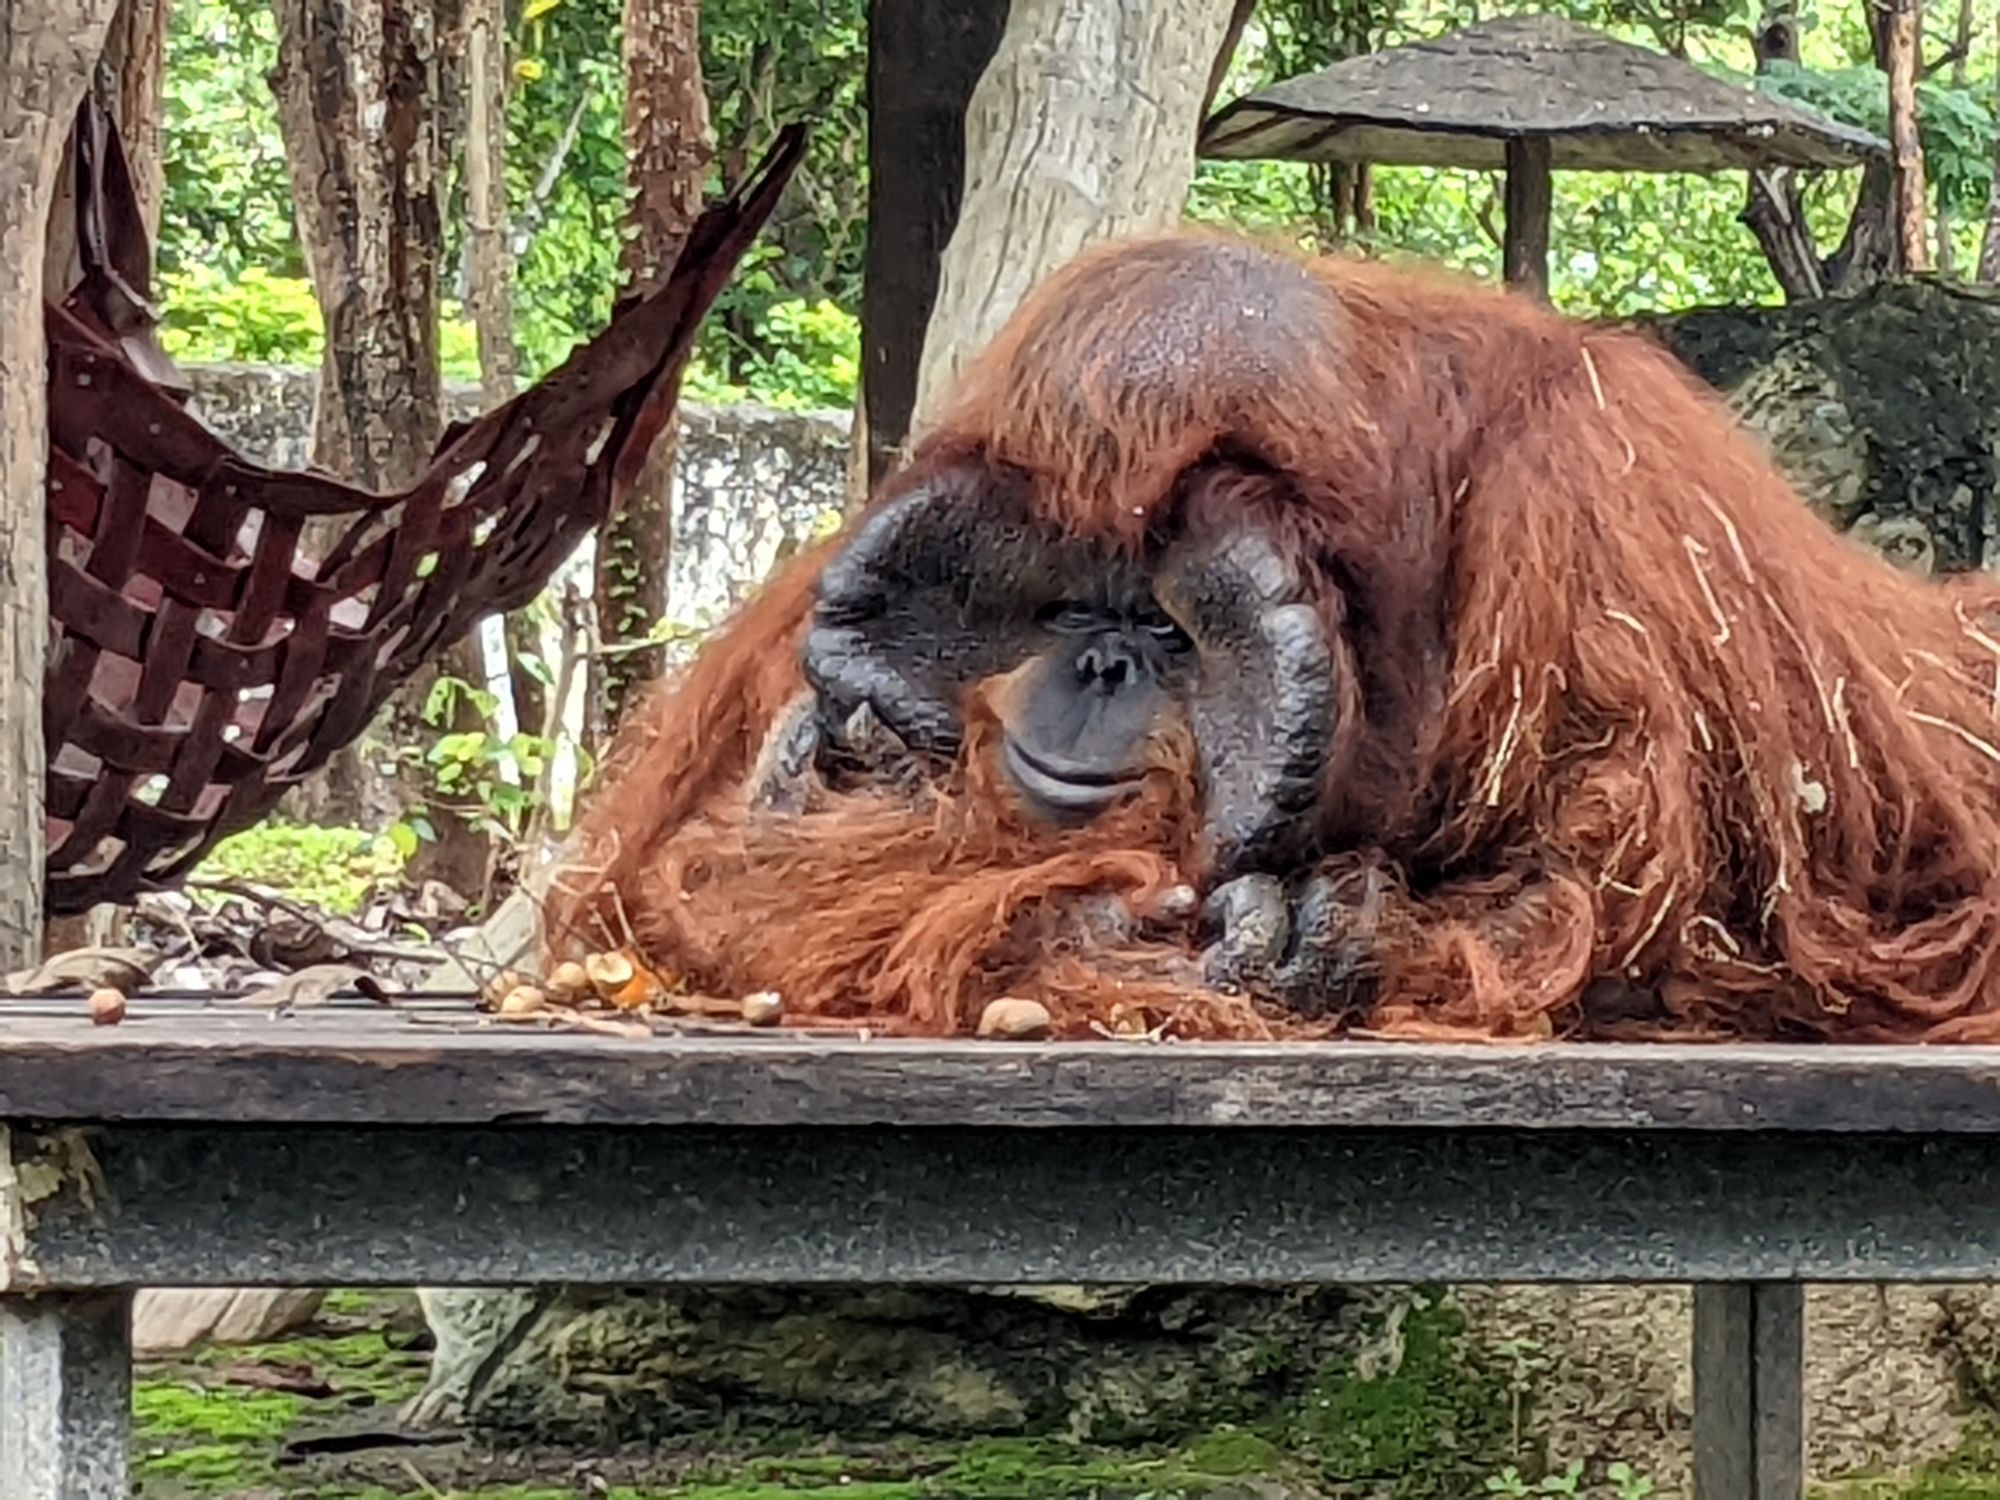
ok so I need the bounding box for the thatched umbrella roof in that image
[1199,14,1887,294]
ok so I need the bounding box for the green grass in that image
[191,821,404,915]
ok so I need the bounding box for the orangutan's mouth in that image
[1001,736,1145,819]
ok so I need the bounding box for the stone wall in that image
[181,364,851,638]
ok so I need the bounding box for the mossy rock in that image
[413,1283,1520,1493]
[1641,278,2000,574]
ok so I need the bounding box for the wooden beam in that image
[1502,135,1553,300]
[860,0,1008,490]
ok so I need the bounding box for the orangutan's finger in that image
[1154,525,1337,875]
[746,692,825,814]
[1198,872,1291,992]
[1264,867,1384,1020]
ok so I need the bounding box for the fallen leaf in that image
[6,946,160,997]
[236,965,393,1013]
[216,1361,338,1399]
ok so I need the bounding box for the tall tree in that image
[1936,0,1975,276]
[464,0,518,406]
[589,0,711,738]
[460,0,549,755]
[859,0,1008,487]
[271,0,490,895]
[1884,0,1931,274]
[0,0,123,968]
[40,0,170,962]
[272,0,457,490]
[1741,0,1897,299]
[44,0,172,293]
[912,0,1238,428]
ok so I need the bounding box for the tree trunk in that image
[1980,16,2000,282]
[271,0,485,895]
[588,0,710,741]
[505,606,548,757]
[463,0,541,834]
[1742,3,1825,300]
[911,0,1237,429]
[0,0,121,967]
[1936,0,1974,276]
[1885,0,1931,275]
[39,0,167,960]
[272,0,454,492]
[1200,0,1256,119]
[1745,0,1904,297]
[43,0,170,295]
[858,0,1009,488]
[464,0,517,407]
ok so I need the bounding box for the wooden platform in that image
[9,992,2000,1130]
[8,993,2000,1498]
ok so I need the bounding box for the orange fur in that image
[548,230,2000,1043]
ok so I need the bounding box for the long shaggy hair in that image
[547,230,2000,1043]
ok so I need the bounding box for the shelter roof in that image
[1200,15,1888,174]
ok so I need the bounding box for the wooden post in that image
[0,0,122,971]
[0,1290,136,1500]
[860,0,1009,488]
[1693,1281,1806,1499]
[1501,136,1553,300]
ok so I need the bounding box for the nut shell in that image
[87,987,128,1026]
[496,985,548,1020]
[977,997,1052,1040]
[740,991,784,1027]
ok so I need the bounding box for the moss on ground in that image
[135,1291,430,1497]
[125,1285,1639,1499]
[1281,1288,1517,1497]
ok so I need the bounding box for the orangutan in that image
[547,231,2000,1044]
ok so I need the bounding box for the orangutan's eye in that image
[1138,607,1194,654]
[1040,601,1106,634]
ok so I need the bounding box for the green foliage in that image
[439,304,485,383]
[1754,58,1999,215]
[504,0,629,375]
[158,0,297,278]
[397,672,576,848]
[148,0,2000,408]
[700,0,869,359]
[192,822,405,915]
[156,264,323,366]
[689,293,860,409]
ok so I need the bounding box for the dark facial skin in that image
[1000,593,1195,819]
[799,465,1338,880]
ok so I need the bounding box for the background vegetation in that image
[156,0,2000,412]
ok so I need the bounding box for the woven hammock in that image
[42,99,805,915]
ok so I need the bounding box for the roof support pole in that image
[1502,135,1553,299]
